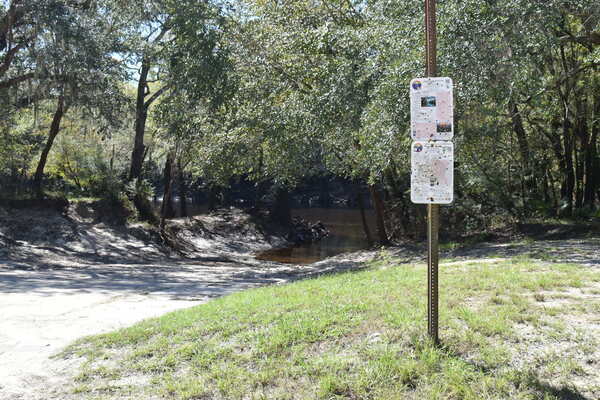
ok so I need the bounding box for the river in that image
[255,208,375,264]
[156,201,375,264]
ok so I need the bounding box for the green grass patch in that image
[63,257,600,399]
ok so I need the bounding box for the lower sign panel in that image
[411,141,454,204]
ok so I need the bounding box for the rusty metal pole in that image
[425,0,437,77]
[425,0,439,345]
[427,203,439,344]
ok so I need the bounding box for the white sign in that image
[411,141,454,204]
[410,77,453,141]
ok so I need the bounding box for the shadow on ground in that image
[0,249,377,301]
[448,238,600,267]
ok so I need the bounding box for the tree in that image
[0,0,40,90]
[199,0,418,239]
[26,0,126,194]
[442,0,600,216]
[123,0,172,182]
[149,0,230,220]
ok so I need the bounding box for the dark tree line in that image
[0,0,598,243]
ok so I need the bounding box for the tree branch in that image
[0,72,34,89]
[144,85,170,108]
[0,0,26,50]
[0,40,30,77]
[151,19,171,44]
[523,62,599,106]
[559,32,600,49]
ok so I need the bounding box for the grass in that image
[61,256,600,400]
[68,196,103,202]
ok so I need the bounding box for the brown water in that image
[154,201,374,264]
[256,208,375,264]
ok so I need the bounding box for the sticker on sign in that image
[411,141,454,204]
[410,77,453,141]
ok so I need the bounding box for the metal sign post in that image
[427,203,439,344]
[410,0,453,345]
[425,0,437,77]
[425,0,439,345]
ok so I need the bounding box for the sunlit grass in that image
[62,256,600,399]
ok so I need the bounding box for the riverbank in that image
[0,202,375,399]
[0,200,290,263]
[1,202,599,399]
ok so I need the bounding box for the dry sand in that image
[0,205,375,399]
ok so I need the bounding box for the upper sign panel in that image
[410,77,453,141]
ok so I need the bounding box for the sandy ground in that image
[1,204,598,399]
[0,205,379,399]
[0,254,379,400]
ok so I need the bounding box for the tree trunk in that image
[546,161,560,214]
[33,95,66,195]
[129,59,151,181]
[563,112,575,216]
[208,186,219,211]
[319,177,331,207]
[160,152,175,224]
[574,95,588,210]
[271,187,292,226]
[542,164,550,204]
[543,124,567,216]
[510,102,534,211]
[109,143,115,171]
[384,165,409,238]
[583,143,598,209]
[574,143,584,210]
[356,184,373,246]
[177,159,188,217]
[369,184,389,245]
[510,102,531,171]
[383,164,402,199]
[584,85,599,208]
[414,201,428,239]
